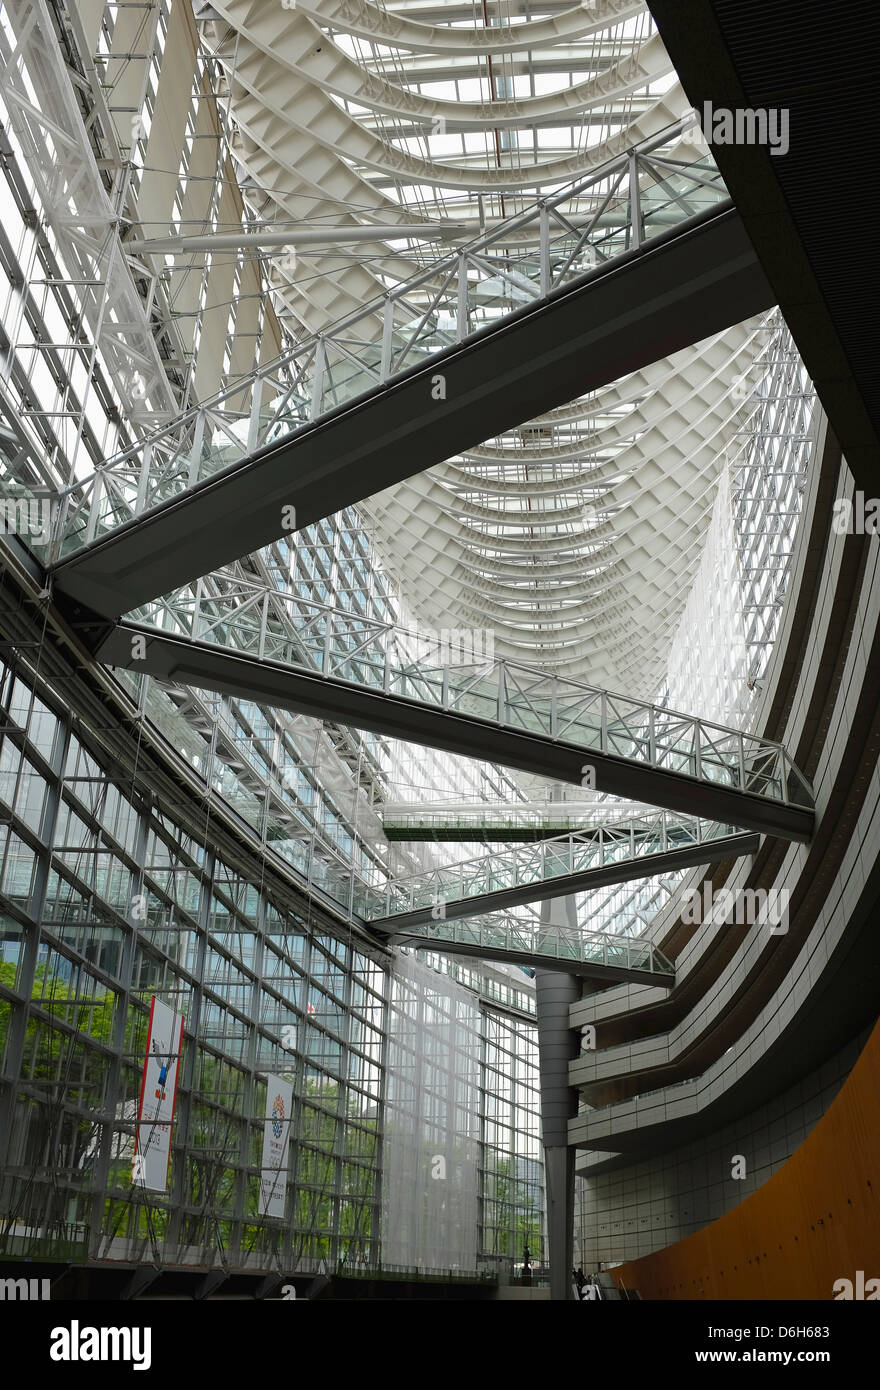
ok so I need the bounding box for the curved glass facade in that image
[0,651,543,1273]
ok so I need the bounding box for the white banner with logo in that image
[134,997,184,1192]
[259,1075,293,1218]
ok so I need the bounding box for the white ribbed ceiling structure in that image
[194,0,770,697]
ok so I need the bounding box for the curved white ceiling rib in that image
[230,132,416,331]
[225,93,693,344]
[188,0,767,701]
[438,338,760,493]
[228,87,691,338]
[295,0,644,55]
[216,31,675,190]
[227,79,686,332]
[203,0,687,335]
[359,321,768,692]
[212,2,666,131]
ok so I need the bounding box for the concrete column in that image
[535,891,582,1299]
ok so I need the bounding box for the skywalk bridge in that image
[41,121,775,620]
[96,610,814,842]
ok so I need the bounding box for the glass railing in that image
[355,812,746,921]
[393,914,674,979]
[129,585,814,815]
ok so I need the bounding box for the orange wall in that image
[612,1017,880,1299]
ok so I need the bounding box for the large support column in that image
[535,893,582,1300]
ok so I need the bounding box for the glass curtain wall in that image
[0,651,544,1272]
